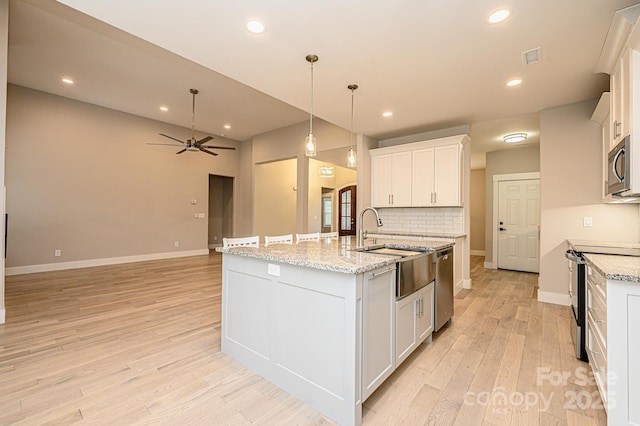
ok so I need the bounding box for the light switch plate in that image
[583,217,593,227]
[267,264,280,276]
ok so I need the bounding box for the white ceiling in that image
[8,0,639,168]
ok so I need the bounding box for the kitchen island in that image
[216,236,452,426]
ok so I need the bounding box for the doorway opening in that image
[321,188,334,234]
[339,185,357,236]
[208,175,234,248]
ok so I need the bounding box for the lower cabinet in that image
[395,282,434,366]
[362,265,396,401]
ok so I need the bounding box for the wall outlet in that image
[54,249,61,257]
[583,217,593,227]
[198,212,205,218]
[174,241,179,248]
[214,236,218,241]
[194,213,199,218]
[267,264,280,276]
[191,199,197,205]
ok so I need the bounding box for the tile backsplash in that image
[377,207,464,234]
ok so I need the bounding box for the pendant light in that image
[305,54,319,157]
[347,84,358,168]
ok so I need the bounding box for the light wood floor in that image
[0,254,606,425]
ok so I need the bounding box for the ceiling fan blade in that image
[146,142,183,146]
[199,147,218,156]
[201,146,236,150]
[159,133,186,144]
[176,148,187,154]
[196,136,214,145]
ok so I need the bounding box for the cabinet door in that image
[411,148,435,206]
[395,293,418,366]
[611,52,628,146]
[371,154,393,207]
[416,283,434,343]
[391,151,413,206]
[433,144,461,206]
[362,267,395,401]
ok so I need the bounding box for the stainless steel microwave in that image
[607,135,631,195]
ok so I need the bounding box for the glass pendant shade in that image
[347,147,357,168]
[305,133,317,157]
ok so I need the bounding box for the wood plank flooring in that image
[0,254,606,425]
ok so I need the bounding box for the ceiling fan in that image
[147,88,236,156]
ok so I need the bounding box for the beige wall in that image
[1,0,8,322]
[250,118,352,234]
[308,159,357,233]
[253,158,297,238]
[5,85,241,267]
[539,100,639,302]
[484,145,540,263]
[470,169,485,254]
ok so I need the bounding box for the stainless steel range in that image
[565,242,640,362]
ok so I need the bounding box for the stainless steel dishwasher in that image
[434,247,454,331]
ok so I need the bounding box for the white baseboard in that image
[470,250,485,256]
[454,280,463,295]
[537,290,571,306]
[5,249,211,276]
[0,308,5,324]
[484,261,497,269]
[463,278,472,290]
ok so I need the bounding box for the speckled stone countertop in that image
[215,236,453,274]
[583,253,640,284]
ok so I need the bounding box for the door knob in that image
[499,227,506,231]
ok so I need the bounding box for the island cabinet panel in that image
[362,265,396,401]
[221,254,363,426]
[395,282,434,366]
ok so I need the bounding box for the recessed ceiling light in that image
[224,124,231,130]
[503,133,527,143]
[61,78,74,85]
[506,79,522,87]
[382,111,393,117]
[488,9,510,24]
[246,20,265,34]
[160,106,169,112]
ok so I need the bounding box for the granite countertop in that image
[215,236,454,274]
[583,253,640,284]
[568,239,640,249]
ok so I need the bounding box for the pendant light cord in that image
[310,61,314,135]
[350,88,354,148]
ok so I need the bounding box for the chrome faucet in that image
[358,207,383,247]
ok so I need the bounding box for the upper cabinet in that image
[370,135,469,208]
[371,152,412,207]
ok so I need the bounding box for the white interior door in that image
[497,179,540,273]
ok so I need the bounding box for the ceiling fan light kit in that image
[147,88,236,157]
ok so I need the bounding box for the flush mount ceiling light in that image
[319,166,335,178]
[159,106,169,111]
[246,20,265,34]
[347,84,358,169]
[382,111,393,117]
[488,9,510,24]
[61,77,74,85]
[506,79,522,87]
[224,124,231,130]
[503,133,528,143]
[304,54,319,157]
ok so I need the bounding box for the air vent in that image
[522,47,542,66]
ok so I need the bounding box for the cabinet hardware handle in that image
[415,299,419,318]
[371,268,393,278]
[434,193,437,204]
[421,297,424,317]
[614,120,621,139]
[431,192,434,203]
[391,194,394,204]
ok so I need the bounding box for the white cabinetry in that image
[371,152,412,207]
[370,135,468,208]
[362,265,396,401]
[395,282,434,366]
[585,260,640,425]
[586,265,608,409]
[412,144,461,206]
